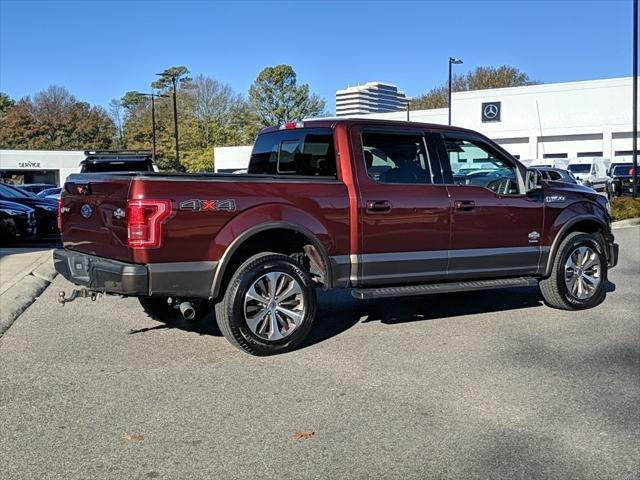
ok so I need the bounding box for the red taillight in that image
[57,196,63,231]
[126,199,171,248]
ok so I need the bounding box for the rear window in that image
[612,164,637,176]
[81,160,154,173]
[248,128,337,177]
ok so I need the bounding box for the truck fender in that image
[209,204,334,299]
[543,213,609,277]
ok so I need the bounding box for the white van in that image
[566,157,610,191]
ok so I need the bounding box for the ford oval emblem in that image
[81,204,93,218]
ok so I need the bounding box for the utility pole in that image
[633,0,638,198]
[134,92,168,162]
[155,71,184,172]
[171,75,181,172]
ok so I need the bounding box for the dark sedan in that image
[607,163,639,197]
[15,183,58,195]
[0,200,37,243]
[0,183,58,237]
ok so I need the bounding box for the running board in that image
[351,277,539,300]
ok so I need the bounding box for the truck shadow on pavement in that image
[302,281,616,350]
[129,282,616,352]
[301,286,546,349]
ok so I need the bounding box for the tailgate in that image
[60,174,133,262]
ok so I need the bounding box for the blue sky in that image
[0,0,635,113]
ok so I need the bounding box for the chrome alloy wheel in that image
[564,246,602,300]
[243,272,305,341]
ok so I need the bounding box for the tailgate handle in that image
[454,200,475,211]
[366,200,392,213]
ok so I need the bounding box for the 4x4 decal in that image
[179,199,237,212]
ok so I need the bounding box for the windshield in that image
[568,164,591,174]
[0,183,31,198]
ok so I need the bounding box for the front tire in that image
[539,232,607,310]
[215,253,317,356]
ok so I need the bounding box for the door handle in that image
[366,200,392,213]
[454,200,475,211]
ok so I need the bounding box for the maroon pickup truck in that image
[55,119,618,355]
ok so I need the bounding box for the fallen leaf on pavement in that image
[125,434,144,441]
[292,431,315,440]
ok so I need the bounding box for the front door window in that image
[445,138,520,195]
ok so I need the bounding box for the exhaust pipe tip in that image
[179,301,196,320]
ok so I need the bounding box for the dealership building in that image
[0,150,85,186]
[362,76,638,161]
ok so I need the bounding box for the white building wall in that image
[213,145,253,172]
[0,150,85,185]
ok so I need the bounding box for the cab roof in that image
[258,118,479,136]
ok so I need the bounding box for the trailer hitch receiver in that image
[58,288,102,305]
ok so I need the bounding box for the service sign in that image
[18,161,41,168]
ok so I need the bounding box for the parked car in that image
[37,187,62,199]
[535,167,578,184]
[55,119,618,356]
[80,150,158,173]
[0,183,58,237]
[0,200,37,243]
[15,183,57,195]
[567,157,610,191]
[606,163,639,197]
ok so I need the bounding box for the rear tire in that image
[215,252,317,356]
[539,232,607,310]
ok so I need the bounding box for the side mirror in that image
[525,168,542,193]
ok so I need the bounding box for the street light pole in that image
[633,0,638,198]
[448,57,463,126]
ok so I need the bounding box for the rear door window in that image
[361,131,435,184]
[249,128,337,177]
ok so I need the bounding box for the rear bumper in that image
[54,249,148,295]
[53,249,217,298]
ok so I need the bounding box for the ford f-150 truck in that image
[54,119,618,355]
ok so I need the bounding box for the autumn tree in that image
[411,65,539,110]
[0,92,15,122]
[0,86,114,149]
[249,65,326,126]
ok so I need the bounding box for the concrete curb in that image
[612,217,640,229]
[0,251,57,336]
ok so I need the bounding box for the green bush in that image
[611,197,640,221]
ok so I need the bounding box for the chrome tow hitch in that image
[58,288,102,305]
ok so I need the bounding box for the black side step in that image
[351,277,539,300]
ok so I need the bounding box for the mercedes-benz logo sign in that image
[81,203,93,219]
[484,104,499,119]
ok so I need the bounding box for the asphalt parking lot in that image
[1,226,638,480]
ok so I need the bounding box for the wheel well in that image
[214,228,328,299]
[565,219,603,236]
[545,218,607,275]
